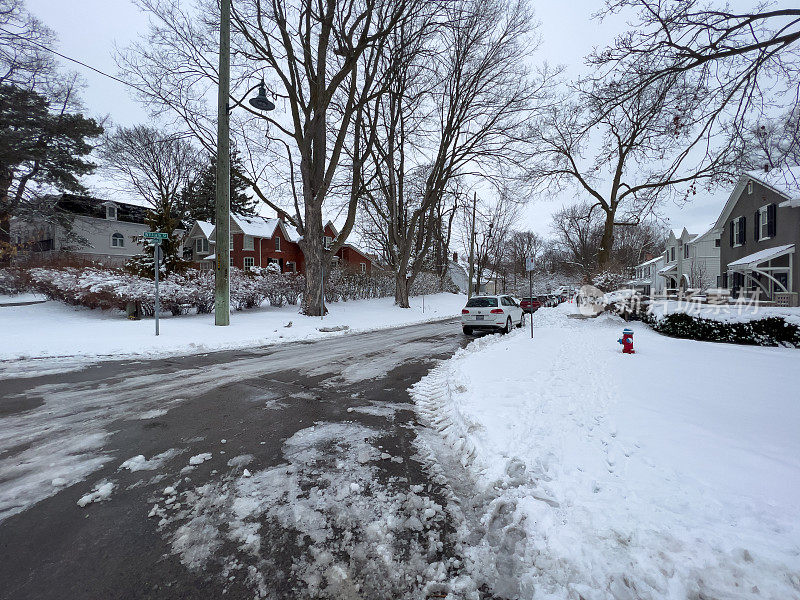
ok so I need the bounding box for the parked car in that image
[461,295,525,335]
[519,297,541,313]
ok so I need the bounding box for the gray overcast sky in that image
[26,0,740,240]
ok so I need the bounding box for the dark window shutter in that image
[754,210,760,241]
[729,221,734,247]
[740,216,746,244]
[768,204,777,237]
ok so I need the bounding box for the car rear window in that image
[522,297,533,302]
[466,297,498,307]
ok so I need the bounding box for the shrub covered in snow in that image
[641,311,800,347]
[0,268,24,295]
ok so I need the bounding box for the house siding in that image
[719,178,800,295]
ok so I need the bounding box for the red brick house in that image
[206,214,372,274]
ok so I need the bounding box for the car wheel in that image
[502,317,511,334]
[462,326,473,336]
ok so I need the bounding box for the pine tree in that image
[0,83,102,261]
[180,152,257,224]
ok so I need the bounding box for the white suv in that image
[461,295,524,335]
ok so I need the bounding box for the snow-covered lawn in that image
[413,304,800,598]
[648,298,800,325]
[0,293,465,368]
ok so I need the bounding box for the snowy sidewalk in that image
[413,304,800,598]
[0,293,465,371]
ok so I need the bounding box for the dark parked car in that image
[519,297,542,313]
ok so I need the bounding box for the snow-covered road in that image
[414,304,800,599]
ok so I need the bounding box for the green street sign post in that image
[145,232,168,336]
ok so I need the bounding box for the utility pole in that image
[467,192,476,298]
[215,0,231,326]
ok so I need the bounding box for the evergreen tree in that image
[0,83,102,261]
[180,152,257,224]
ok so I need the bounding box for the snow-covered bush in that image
[641,311,800,347]
[0,268,24,295]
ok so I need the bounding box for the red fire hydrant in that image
[618,328,635,354]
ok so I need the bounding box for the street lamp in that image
[249,79,276,112]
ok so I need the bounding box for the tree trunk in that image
[301,203,326,316]
[597,210,615,269]
[395,271,410,308]
[0,169,14,264]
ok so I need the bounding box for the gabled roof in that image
[714,168,800,233]
[196,220,214,238]
[745,166,800,201]
[232,214,281,238]
[55,193,150,224]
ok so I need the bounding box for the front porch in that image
[725,244,796,303]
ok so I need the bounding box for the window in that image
[286,261,296,273]
[243,235,254,251]
[684,244,689,259]
[465,297,498,308]
[323,235,333,250]
[111,232,124,248]
[714,238,720,248]
[757,205,775,241]
[106,205,117,220]
[360,262,366,274]
[243,257,255,268]
[670,247,675,261]
[195,238,209,253]
[230,236,234,251]
[747,180,753,195]
[275,236,281,251]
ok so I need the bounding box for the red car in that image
[519,297,541,313]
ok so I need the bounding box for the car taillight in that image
[490,309,504,314]
[462,309,470,314]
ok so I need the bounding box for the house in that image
[206,213,372,275]
[627,254,665,296]
[10,194,155,265]
[712,167,800,304]
[183,220,215,270]
[657,226,720,291]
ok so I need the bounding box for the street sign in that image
[143,231,169,240]
[525,256,535,272]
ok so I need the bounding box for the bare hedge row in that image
[1,266,454,315]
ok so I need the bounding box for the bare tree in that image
[359,0,546,306]
[549,202,602,282]
[119,0,421,315]
[100,125,203,270]
[590,2,800,185]
[528,61,736,270]
[0,0,58,89]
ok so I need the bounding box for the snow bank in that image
[0,293,466,368]
[649,299,800,326]
[412,304,800,598]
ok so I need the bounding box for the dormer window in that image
[106,205,117,220]
[323,235,333,250]
[195,238,209,253]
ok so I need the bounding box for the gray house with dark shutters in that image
[711,168,800,304]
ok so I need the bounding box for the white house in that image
[10,194,154,265]
[628,255,665,296]
[657,226,720,291]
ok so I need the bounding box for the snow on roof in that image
[232,214,280,238]
[196,221,214,238]
[658,264,677,274]
[636,255,663,267]
[746,166,800,201]
[727,244,795,268]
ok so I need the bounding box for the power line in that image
[0,27,148,95]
